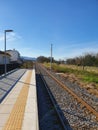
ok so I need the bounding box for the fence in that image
[0,63,20,75]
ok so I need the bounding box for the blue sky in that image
[0,0,98,60]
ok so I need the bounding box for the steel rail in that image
[36,65,72,130]
[40,64,98,121]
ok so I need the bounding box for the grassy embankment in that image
[44,63,98,86]
[21,61,33,69]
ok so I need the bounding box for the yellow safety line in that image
[3,70,32,130]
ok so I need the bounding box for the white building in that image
[6,49,22,64]
[0,51,11,64]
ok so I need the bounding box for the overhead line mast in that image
[50,44,53,71]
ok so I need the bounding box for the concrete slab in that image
[0,114,9,127]
[0,69,39,130]
[22,69,39,130]
[0,69,26,104]
[0,69,29,130]
[0,127,3,130]
[25,99,36,113]
[0,105,13,114]
[22,113,37,130]
[3,98,17,105]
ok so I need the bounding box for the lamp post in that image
[4,30,13,76]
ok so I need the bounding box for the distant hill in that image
[21,56,36,61]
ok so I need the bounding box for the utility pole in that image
[4,30,13,77]
[50,44,53,71]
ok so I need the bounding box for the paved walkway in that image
[0,69,39,130]
[0,69,26,103]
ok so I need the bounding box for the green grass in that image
[82,75,98,83]
[43,63,98,84]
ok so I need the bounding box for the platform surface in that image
[0,69,39,130]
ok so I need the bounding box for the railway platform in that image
[0,69,39,130]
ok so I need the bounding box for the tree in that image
[65,53,98,67]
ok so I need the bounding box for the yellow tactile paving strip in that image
[3,70,32,130]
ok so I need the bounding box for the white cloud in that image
[62,47,98,60]
[0,32,22,42]
[53,41,98,60]
[18,47,49,58]
[17,40,98,59]
[17,47,35,57]
[0,33,4,41]
[0,32,22,51]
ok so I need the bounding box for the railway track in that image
[36,65,72,130]
[36,63,98,129]
[59,73,98,112]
